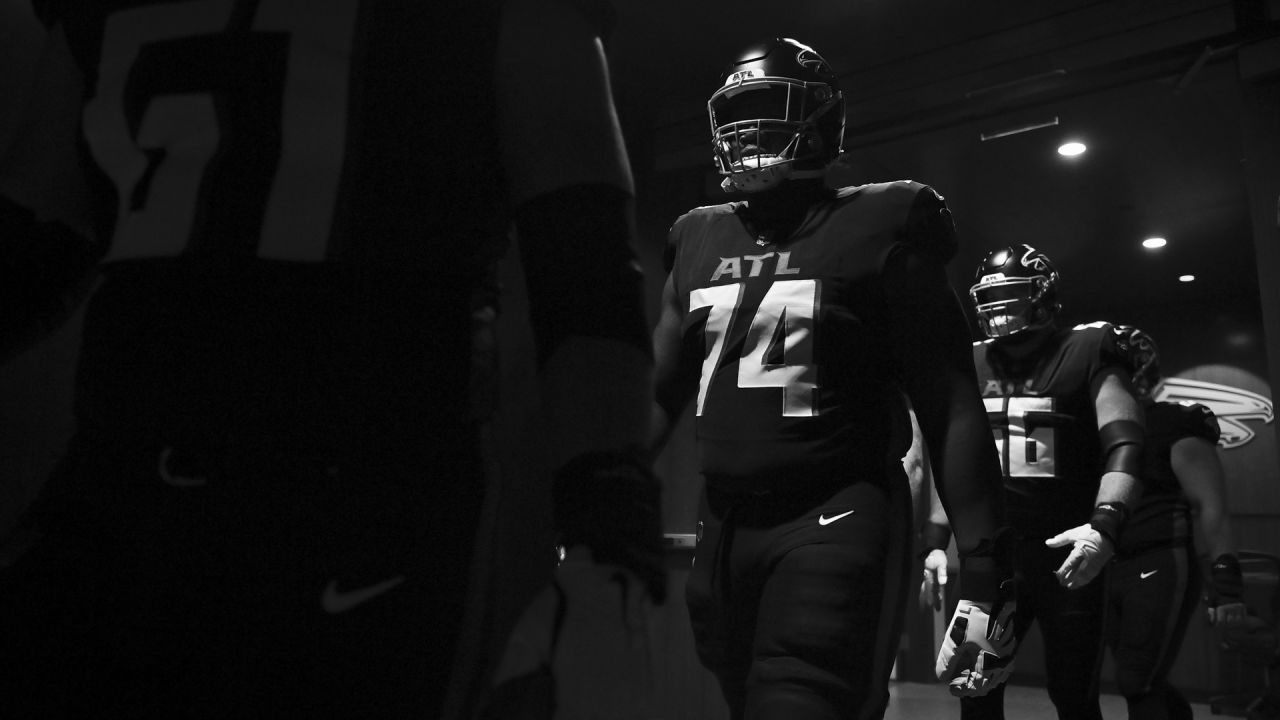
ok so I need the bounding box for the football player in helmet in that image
[922,243,1147,720]
[969,243,1062,339]
[0,1,661,718]
[708,36,846,194]
[650,38,1015,718]
[1106,326,1246,720]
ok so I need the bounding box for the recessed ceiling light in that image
[1227,332,1252,348]
[1179,274,1196,282]
[1058,142,1086,157]
[1143,237,1167,249]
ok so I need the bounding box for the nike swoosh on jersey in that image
[1139,570,1158,579]
[322,575,406,614]
[818,510,855,526]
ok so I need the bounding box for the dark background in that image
[2,0,1279,716]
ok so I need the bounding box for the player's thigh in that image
[751,482,896,680]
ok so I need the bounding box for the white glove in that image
[919,548,949,611]
[1044,523,1114,589]
[935,597,1017,697]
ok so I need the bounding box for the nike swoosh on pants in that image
[321,575,406,614]
[818,509,855,526]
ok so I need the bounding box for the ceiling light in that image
[1143,237,1167,249]
[1227,332,1252,348]
[1179,274,1196,282]
[1057,142,1086,157]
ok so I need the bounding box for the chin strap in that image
[721,160,829,194]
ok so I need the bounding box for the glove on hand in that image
[935,592,1016,697]
[553,450,666,604]
[1045,523,1113,589]
[920,548,949,611]
[936,529,1017,697]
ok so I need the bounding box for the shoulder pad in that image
[903,183,957,263]
[1071,321,1114,332]
[1181,402,1222,443]
[665,202,737,272]
[1072,321,1141,372]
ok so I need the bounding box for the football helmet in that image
[969,244,1061,338]
[1116,324,1160,398]
[709,38,845,194]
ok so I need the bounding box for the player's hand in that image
[1208,600,1248,627]
[919,548,949,611]
[935,595,1017,697]
[485,548,662,719]
[552,450,666,604]
[1045,524,1114,589]
[1206,553,1247,628]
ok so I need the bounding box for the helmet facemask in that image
[970,275,1055,338]
[709,75,842,193]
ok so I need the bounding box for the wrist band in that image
[1210,553,1243,602]
[921,521,952,555]
[1088,502,1128,546]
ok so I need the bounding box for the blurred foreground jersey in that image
[32,0,515,448]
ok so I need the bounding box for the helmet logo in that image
[796,49,831,75]
[724,69,764,87]
[1019,248,1050,273]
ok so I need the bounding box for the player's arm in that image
[649,269,698,455]
[1173,425,1246,626]
[1045,366,1145,588]
[886,256,1005,574]
[0,20,102,361]
[487,7,664,714]
[903,400,951,610]
[1176,435,1234,559]
[1090,367,1145,509]
[496,0,661,592]
[496,0,649,463]
[884,188,1014,697]
[885,240,1004,564]
[918,471,953,611]
[903,400,932,522]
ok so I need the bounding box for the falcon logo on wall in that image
[1155,377,1274,449]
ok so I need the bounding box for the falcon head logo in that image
[1019,248,1050,273]
[796,48,832,75]
[1154,377,1274,449]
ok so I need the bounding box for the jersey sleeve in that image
[1105,322,1147,376]
[1177,402,1221,444]
[1083,321,1143,382]
[663,208,702,278]
[902,183,959,264]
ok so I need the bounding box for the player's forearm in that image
[540,337,653,469]
[647,401,677,459]
[931,398,1005,556]
[1196,504,1238,560]
[1095,471,1141,507]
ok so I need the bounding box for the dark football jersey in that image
[29,0,604,449]
[1120,400,1220,553]
[666,180,956,489]
[973,321,1134,536]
